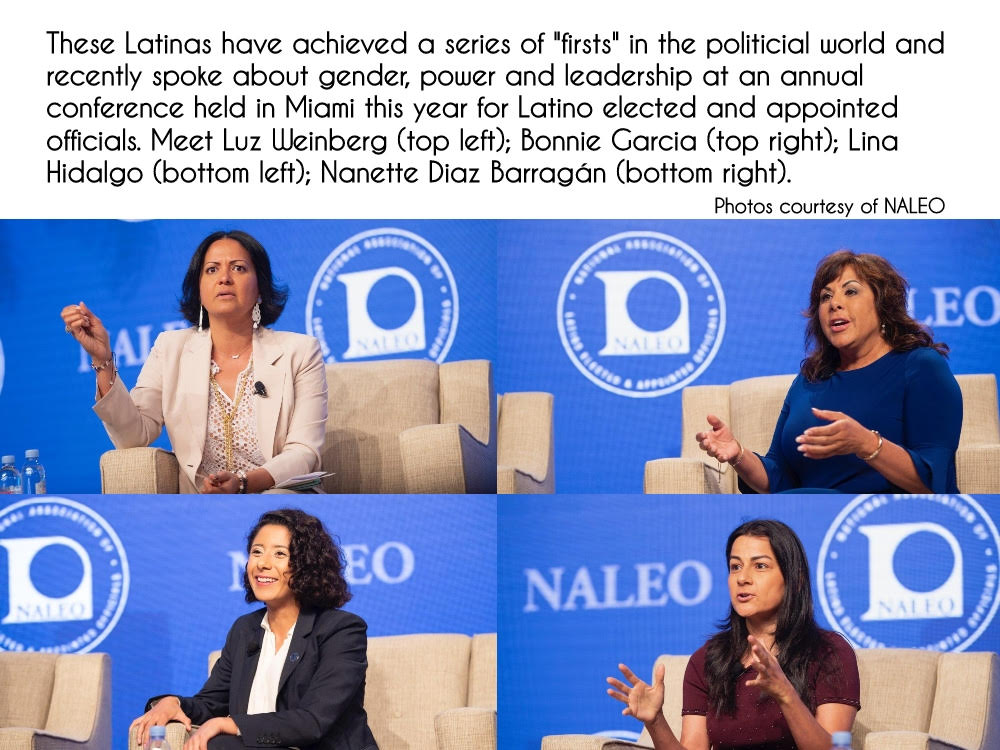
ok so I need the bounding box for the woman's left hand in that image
[183,717,235,750]
[202,471,239,494]
[796,407,879,459]
[745,634,796,705]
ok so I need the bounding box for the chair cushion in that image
[855,648,939,746]
[365,633,470,750]
[0,653,58,729]
[324,360,440,492]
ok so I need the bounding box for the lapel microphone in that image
[247,640,261,657]
[253,381,268,397]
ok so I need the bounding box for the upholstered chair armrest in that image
[127,722,192,750]
[498,465,552,494]
[541,735,650,750]
[1,728,106,750]
[434,707,497,750]
[100,447,180,493]
[956,444,1000,493]
[497,392,554,493]
[644,458,729,494]
[400,423,496,493]
[864,731,969,750]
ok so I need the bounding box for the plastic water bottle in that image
[0,456,21,494]
[831,731,852,750]
[22,449,46,494]
[146,725,172,750]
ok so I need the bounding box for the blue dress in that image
[752,348,962,493]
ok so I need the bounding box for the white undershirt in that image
[247,613,295,715]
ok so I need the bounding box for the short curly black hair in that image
[179,230,289,329]
[243,508,352,609]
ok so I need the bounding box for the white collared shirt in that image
[247,613,295,715]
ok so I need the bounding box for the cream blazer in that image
[93,328,328,493]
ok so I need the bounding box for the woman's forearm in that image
[731,450,771,493]
[645,714,685,750]
[863,437,931,493]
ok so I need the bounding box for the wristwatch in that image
[237,471,248,494]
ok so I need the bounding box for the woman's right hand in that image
[60,301,112,362]
[696,415,742,463]
[607,662,666,725]
[129,696,192,748]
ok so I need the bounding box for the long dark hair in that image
[179,230,288,329]
[704,520,829,716]
[242,508,351,609]
[801,250,948,382]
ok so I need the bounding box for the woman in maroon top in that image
[607,520,859,750]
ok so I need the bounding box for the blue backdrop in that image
[496,220,1000,492]
[0,494,496,749]
[0,220,496,492]
[498,494,1000,750]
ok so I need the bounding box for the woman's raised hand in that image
[745,635,796,706]
[607,662,666,724]
[696,415,742,463]
[796,407,879,460]
[60,301,112,362]
[129,696,191,748]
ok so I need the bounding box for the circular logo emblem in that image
[556,231,725,398]
[817,494,1000,651]
[306,228,459,363]
[0,498,129,653]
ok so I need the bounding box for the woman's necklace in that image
[209,357,252,472]
[216,341,253,360]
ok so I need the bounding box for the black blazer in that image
[177,607,378,750]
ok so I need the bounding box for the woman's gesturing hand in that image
[796,407,879,460]
[129,696,191,748]
[60,301,112,362]
[745,635,796,706]
[607,662,666,724]
[696,415,742,463]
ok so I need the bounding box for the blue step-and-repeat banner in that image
[499,494,1000,750]
[0,494,496,749]
[0,219,496,493]
[497,220,1000,492]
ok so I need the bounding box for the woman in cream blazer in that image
[61,230,327,494]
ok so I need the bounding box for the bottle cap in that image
[25,449,39,459]
[150,726,167,739]
[832,731,852,745]
[1,456,15,465]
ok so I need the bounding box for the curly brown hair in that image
[243,508,352,609]
[801,250,948,381]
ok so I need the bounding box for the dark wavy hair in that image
[243,508,351,609]
[179,230,289,329]
[704,520,831,716]
[801,250,948,382]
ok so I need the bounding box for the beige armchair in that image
[644,373,1000,494]
[132,632,497,750]
[541,649,1000,750]
[497,392,554,493]
[100,358,497,494]
[0,652,111,750]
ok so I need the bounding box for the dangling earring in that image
[198,305,204,332]
[252,299,261,330]
[881,322,887,336]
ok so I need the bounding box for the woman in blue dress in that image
[696,251,962,493]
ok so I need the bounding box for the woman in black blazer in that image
[131,509,378,750]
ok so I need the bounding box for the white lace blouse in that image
[196,358,266,485]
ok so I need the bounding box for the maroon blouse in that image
[681,631,860,749]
